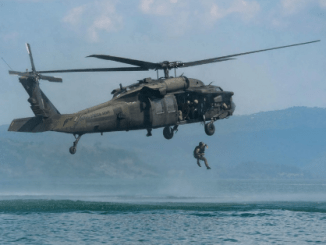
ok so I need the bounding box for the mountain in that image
[0,137,157,180]
[1,106,326,180]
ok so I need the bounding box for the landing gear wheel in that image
[205,122,215,136]
[163,126,174,140]
[69,134,83,155]
[69,146,77,155]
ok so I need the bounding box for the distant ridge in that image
[1,106,326,179]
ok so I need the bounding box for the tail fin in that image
[20,77,60,118]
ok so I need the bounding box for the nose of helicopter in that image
[230,101,236,115]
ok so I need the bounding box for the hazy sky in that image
[0,0,325,125]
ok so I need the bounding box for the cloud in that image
[139,0,179,16]
[2,31,19,42]
[139,0,260,19]
[209,0,260,21]
[137,0,260,38]
[88,15,122,42]
[281,0,311,15]
[87,2,123,42]
[140,0,153,13]
[268,0,326,28]
[62,1,123,42]
[138,0,193,37]
[281,0,326,14]
[320,0,326,7]
[62,5,86,26]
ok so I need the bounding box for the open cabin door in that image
[150,95,178,128]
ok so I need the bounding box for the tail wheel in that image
[69,146,77,154]
[163,126,174,140]
[205,122,215,136]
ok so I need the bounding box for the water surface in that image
[1,179,325,244]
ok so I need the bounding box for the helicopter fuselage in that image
[47,76,235,135]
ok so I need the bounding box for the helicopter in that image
[8,40,319,154]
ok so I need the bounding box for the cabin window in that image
[153,99,164,114]
[165,97,176,113]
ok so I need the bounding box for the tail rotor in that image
[8,43,62,83]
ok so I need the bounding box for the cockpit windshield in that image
[113,90,125,98]
[112,83,139,98]
[215,86,223,92]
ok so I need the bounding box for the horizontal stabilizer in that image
[8,117,50,133]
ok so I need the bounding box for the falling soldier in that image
[194,142,211,169]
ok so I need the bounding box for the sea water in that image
[0,179,325,244]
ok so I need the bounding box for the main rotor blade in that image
[38,67,149,73]
[182,57,235,68]
[26,43,36,72]
[87,54,160,69]
[183,40,320,67]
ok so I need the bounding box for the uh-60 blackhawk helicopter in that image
[8,40,319,154]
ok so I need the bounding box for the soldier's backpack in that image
[193,146,201,158]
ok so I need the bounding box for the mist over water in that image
[1,178,326,203]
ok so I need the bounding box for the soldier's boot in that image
[197,159,201,167]
[146,128,152,137]
[203,157,211,170]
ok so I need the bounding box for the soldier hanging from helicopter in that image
[194,142,211,169]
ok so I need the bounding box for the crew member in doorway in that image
[190,99,198,119]
[193,142,211,169]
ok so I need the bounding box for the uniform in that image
[194,142,211,169]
